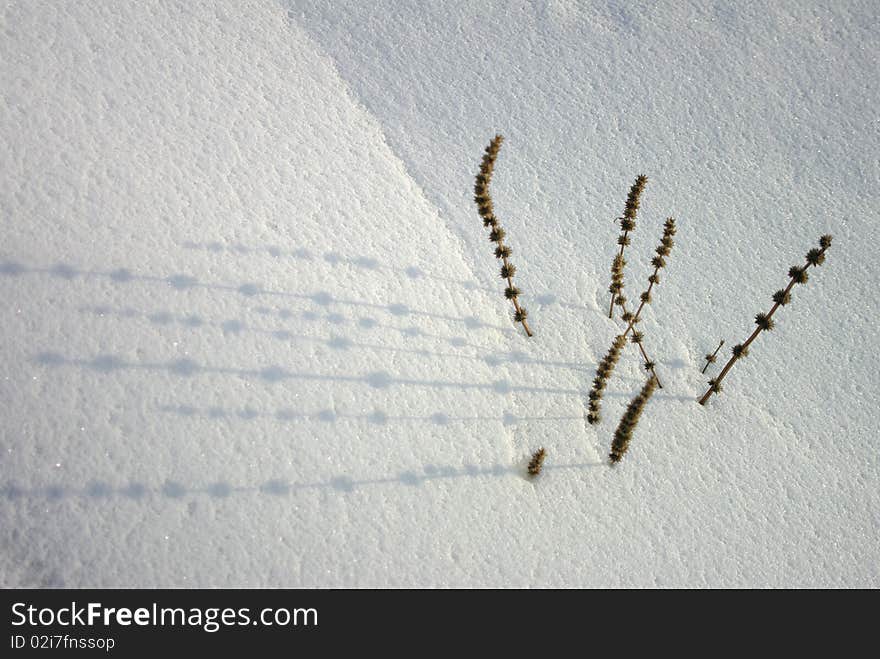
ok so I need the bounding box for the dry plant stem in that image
[701,339,725,374]
[504,254,533,337]
[608,175,647,317]
[621,263,660,338]
[608,233,629,318]
[609,376,657,464]
[474,135,532,338]
[617,297,663,388]
[698,239,831,406]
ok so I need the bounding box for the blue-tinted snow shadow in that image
[178,240,591,313]
[32,351,584,397]
[77,304,595,373]
[0,259,512,334]
[0,459,604,503]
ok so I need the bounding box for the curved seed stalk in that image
[474,135,532,337]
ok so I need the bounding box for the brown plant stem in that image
[608,233,629,318]
[698,239,831,406]
[701,339,725,374]
[608,175,647,317]
[617,297,663,388]
[621,262,661,339]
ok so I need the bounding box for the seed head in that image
[732,343,749,358]
[806,248,825,266]
[755,313,774,331]
[623,175,648,221]
[772,289,791,305]
[789,266,809,284]
[500,263,516,279]
[527,448,547,476]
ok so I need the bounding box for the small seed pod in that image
[495,245,512,259]
[755,313,774,331]
[806,248,825,266]
[500,263,516,278]
[489,227,506,243]
[504,286,520,299]
[732,343,749,358]
[772,289,791,305]
[527,448,547,476]
[514,308,528,322]
[788,266,809,284]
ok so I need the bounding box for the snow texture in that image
[1,0,878,587]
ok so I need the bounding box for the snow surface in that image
[1,0,878,587]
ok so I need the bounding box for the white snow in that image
[1,0,877,587]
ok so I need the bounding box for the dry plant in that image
[474,135,532,337]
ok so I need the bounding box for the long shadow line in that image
[179,240,592,312]
[33,352,584,396]
[157,403,585,427]
[0,260,512,333]
[78,305,594,373]
[0,460,605,502]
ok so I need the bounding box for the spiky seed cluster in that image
[587,334,627,424]
[609,254,625,298]
[772,289,791,305]
[731,343,749,358]
[474,135,532,337]
[698,234,832,406]
[806,248,825,266]
[788,266,809,284]
[527,448,547,476]
[609,175,648,317]
[609,377,657,464]
[623,175,648,222]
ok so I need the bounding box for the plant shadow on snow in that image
[178,241,591,313]
[0,259,514,334]
[76,305,595,374]
[155,403,586,428]
[32,351,585,396]
[1,458,604,503]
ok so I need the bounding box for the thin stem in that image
[635,340,663,388]
[701,339,725,374]
[616,295,663,388]
[621,263,660,338]
[698,242,830,406]
[503,252,533,337]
